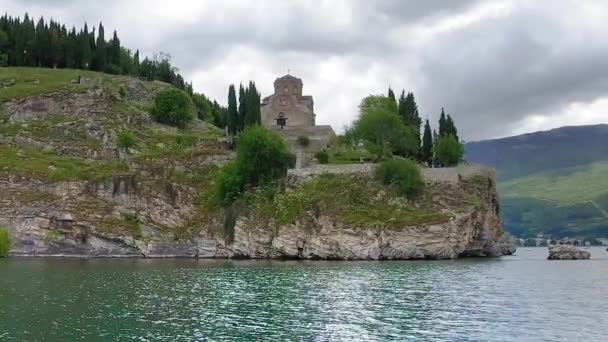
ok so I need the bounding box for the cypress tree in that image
[422,119,433,166]
[388,87,395,103]
[227,85,238,136]
[398,91,422,158]
[238,83,247,131]
[446,114,459,141]
[245,81,261,126]
[79,24,91,69]
[94,22,106,71]
[438,108,447,137]
[109,30,121,69]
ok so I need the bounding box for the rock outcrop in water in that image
[547,245,591,260]
[0,69,514,260]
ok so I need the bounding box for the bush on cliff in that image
[211,126,292,206]
[315,149,329,164]
[116,130,137,152]
[151,88,194,128]
[375,159,424,199]
[435,135,463,167]
[0,227,10,257]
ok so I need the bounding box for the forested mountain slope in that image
[466,125,608,238]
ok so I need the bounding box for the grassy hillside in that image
[465,125,608,239]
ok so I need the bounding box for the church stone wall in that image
[261,75,316,128]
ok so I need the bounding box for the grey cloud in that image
[4,0,608,140]
[414,3,608,139]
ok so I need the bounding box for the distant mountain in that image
[465,124,608,239]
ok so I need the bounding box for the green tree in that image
[388,87,396,103]
[227,85,239,136]
[438,108,447,137]
[245,81,261,126]
[354,95,417,161]
[151,88,194,128]
[375,159,424,199]
[212,126,292,205]
[0,227,10,257]
[79,24,92,69]
[116,131,137,152]
[398,91,422,155]
[94,22,107,71]
[108,30,121,70]
[421,119,433,166]
[435,135,464,167]
[445,114,459,141]
[238,83,247,131]
[0,29,8,66]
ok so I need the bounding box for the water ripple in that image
[0,248,607,341]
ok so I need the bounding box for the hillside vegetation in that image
[466,125,608,238]
[1,67,472,255]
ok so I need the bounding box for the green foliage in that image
[0,145,127,181]
[210,126,291,206]
[116,130,137,151]
[438,108,459,141]
[353,95,418,161]
[375,159,424,199]
[435,135,463,167]
[297,135,310,147]
[330,149,373,164]
[315,149,329,164]
[247,175,447,229]
[151,88,194,128]
[227,85,239,135]
[421,119,433,166]
[0,227,10,257]
[0,14,192,91]
[387,87,396,102]
[398,91,422,152]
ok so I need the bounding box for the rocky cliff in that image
[0,68,513,259]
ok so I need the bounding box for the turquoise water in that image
[1,248,607,341]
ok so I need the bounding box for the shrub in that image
[435,135,464,167]
[151,88,194,128]
[315,149,329,164]
[211,126,292,206]
[297,135,310,147]
[0,227,10,257]
[116,130,137,151]
[118,86,128,99]
[375,159,424,198]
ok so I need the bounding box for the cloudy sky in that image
[4,0,608,140]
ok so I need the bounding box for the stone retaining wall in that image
[287,163,494,183]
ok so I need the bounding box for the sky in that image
[3,0,608,141]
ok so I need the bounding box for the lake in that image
[1,247,607,341]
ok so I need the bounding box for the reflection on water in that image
[0,248,607,341]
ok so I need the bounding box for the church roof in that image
[275,74,302,82]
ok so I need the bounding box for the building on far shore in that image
[261,74,335,167]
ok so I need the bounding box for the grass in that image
[0,145,128,181]
[499,161,608,205]
[246,174,448,230]
[0,115,102,151]
[329,148,373,164]
[0,67,104,101]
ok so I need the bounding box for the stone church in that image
[261,74,335,165]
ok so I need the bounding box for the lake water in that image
[1,247,607,341]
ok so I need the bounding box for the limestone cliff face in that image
[1,166,512,260]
